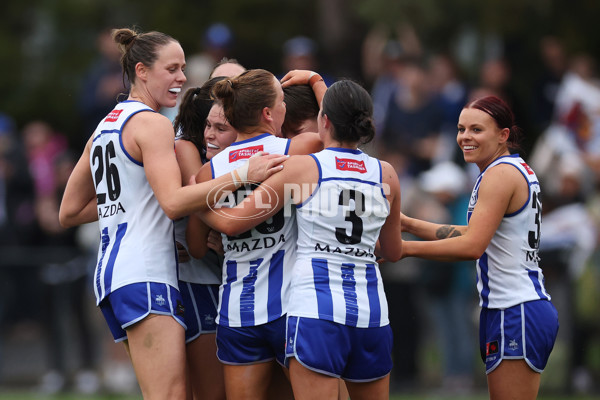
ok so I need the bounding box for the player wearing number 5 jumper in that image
[58,28,286,400]
[198,80,403,400]
[401,95,558,400]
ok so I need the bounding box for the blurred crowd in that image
[1,24,599,396]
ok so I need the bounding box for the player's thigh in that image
[187,333,225,400]
[126,315,187,398]
[338,379,349,400]
[223,361,274,400]
[289,358,339,400]
[345,375,389,400]
[267,362,293,400]
[487,359,540,400]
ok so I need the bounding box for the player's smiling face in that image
[204,103,237,160]
[457,107,509,171]
[145,41,186,109]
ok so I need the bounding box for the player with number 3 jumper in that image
[198,80,403,400]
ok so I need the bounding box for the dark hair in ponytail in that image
[321,80,375,144]
[174,77,226,154]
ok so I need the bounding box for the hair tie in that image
[123,33,137,48]
[226,79,233,88]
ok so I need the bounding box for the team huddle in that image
[59,27,558,400]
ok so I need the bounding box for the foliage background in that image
[2,0,600,150]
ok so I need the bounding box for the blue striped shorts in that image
[479,299,559,374]
[285,316,393,382]
[179,281,219,342]
[100,282,186,342]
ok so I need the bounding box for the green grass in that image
[0,392,599,400]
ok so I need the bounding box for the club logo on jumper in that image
[486,340,499,356]
[509,339,519,351]
[521,162,534,175]
[229,145,264,162]
[155,294,166,307]
[335,157,367,173]
[105,109,123,122]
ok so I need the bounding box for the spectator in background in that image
[529,53,600,196]
[374,57,443,393]
[281,36,334,87]
[0,113,35,246]
[0,113,36,384]
[20,120,100,394]
[37,150,101,394]
[163,23,238,122]
[531,36,568,134]
[377,59,443,180]
[185,23,236,86]
[412,161,477,394]
[78,28,125,150]
[370,40,408,138]
[529,52,600,394]
[22,121,69,237]
[468,58,512,101]
[427,53,469,165]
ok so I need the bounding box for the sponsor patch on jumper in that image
[105,109,123,122]
[335,157,367,173]
[229,145,264,162]
[521,162,534,175]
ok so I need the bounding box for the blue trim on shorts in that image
[180,282,219,343]
[285,316,393,381]
[480,299,558,374]
[99,282,186,342]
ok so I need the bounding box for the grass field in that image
[0,391,599,400]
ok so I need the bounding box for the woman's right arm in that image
[59,137,99,228]
[401,213,467,241]
[133,113,286,220]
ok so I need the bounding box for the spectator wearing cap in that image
[162,23,237,122]
[281,36,335,87]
